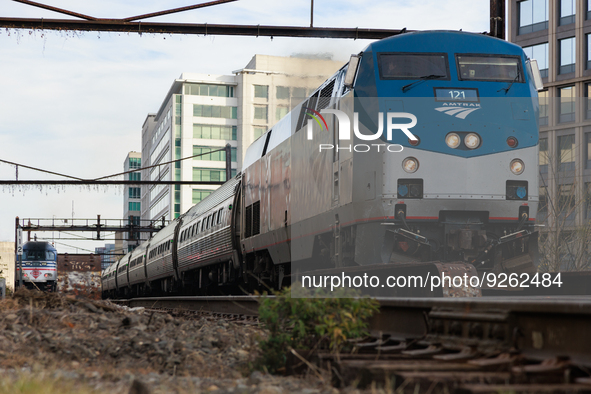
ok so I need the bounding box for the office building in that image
[510,0,591,269]
[95,243,116,271]
[0,242,15,291]
[140,54,342,223]
[123,152,142,252]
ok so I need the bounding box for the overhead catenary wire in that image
[0,147,228,184]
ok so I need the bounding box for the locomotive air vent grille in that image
[245,204,253,238]
[317,79,335,112]
[252,201,261,236]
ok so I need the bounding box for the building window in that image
[292,87,307,98]
[586,84,591,119]
[193,168,236,182]
[587,34,591,70]
[193,124,237,140]
[129,172,141,181]
[276,86,290,99]
[276,106,289,121]
[539,137,548,173]
[523,43,548,78]
[518,0,548,35]
[193,146,237,162]
[538,186,548,217]
[559,86,576,123]
[254,105,268,122]
[184,83,234,98]
[129,187,141,199]
[538,90,548,126]
[586,133,591,169]
[254,85,269,99]
[586,183,591,219]
[558,134,575,171]
[193,105,237,119]
[129,202,141,211]
[558,183,576,220]
[150,192,169,219]
[192,190,215,204]
[560,0,575,25]
[254,127,266,140]
[559,37,576,75]
[129,157,141,168]
[588,0,591,20]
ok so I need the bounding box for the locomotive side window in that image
[456,54,523,82]
[378,53,450,80]
[217,208,223,224]
[212,212,217,226]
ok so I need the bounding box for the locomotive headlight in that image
[510,159,525,175]
[464,133,481,149]
[445,133,461,149]
[402,157,419,173]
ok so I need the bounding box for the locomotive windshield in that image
[378,53,449,80]
[23,250,56,261]
[456,55,523,82]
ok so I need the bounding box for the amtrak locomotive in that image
[18,241,58,292]
[103,31,543,298]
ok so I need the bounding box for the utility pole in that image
[490,0,505,40]
[225,144,232,181]
[15,217,23,288]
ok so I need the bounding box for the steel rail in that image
[117,294,591,366]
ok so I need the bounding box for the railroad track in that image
[113,295,591,392]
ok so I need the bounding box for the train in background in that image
[17,241,58,292]
[103,30,544,298]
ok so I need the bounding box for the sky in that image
[0,0,491,253]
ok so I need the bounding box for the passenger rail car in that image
[17,241,58,292]
[103,31,543,298]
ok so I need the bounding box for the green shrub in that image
[256,285,379,373]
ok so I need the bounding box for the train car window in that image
[212,212,217,226]
[196,221,201,234]
[456,54,523,83]
[207,215,212,229]
[201,220,206,232]
[218,208,223,224]
[23,250,44,260]
[378,53,450,80]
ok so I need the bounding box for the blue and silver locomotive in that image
[103,31,543,298]
[17,241,58,291]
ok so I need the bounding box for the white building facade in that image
[140,55,342,224]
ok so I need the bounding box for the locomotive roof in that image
[366,30,524,56]
[23,241,56,251]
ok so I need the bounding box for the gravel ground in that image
[0,289,361,394]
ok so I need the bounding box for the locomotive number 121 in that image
[435,88,479,102]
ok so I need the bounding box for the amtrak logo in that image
[435,103,481,119]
